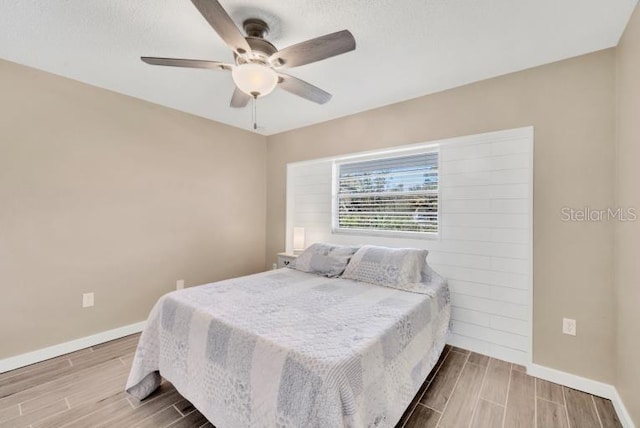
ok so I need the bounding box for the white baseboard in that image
[0,321,146,374]
[610,388,637,428]
[528,363,636,428]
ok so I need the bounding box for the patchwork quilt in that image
[126,268,450,428]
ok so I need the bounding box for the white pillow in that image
[341,245,428,289]
[290,243,359,277]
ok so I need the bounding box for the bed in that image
[126,246,450,428]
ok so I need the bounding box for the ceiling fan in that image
[141,0,356,109]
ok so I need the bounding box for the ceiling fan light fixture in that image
[231,63,278,97]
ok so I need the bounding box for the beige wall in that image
[0,59,267,358]
[266,50,617,383]
[615,4,640,424]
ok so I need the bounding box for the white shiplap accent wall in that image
[285,127,533,365]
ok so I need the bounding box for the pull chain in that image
[251,92,259,130]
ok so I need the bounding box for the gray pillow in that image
[290,243,359,277]
[341,245,428,289]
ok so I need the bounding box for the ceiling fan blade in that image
[141,57,232,71]
[271,30,355,69]
[190,0,251,56]
[230,87,251,108]
[278,74,332,104]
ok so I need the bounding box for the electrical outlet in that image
[562,318,576,336]
[82,292,94,308]
[176,279,184,290]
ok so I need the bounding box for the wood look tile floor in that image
[0,335,622,428]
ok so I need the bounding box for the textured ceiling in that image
[0,0,637,135]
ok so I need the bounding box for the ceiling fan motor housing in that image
[243,37,277,58]
[234,19,279,66]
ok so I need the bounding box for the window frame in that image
[331,146,441,240]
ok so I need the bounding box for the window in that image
[333,150,439,236]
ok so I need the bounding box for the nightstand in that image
[277,253,298,269]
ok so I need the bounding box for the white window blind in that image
[334,151,439,235]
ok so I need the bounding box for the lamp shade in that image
[293,227,305,252]
[231,63,278,97]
